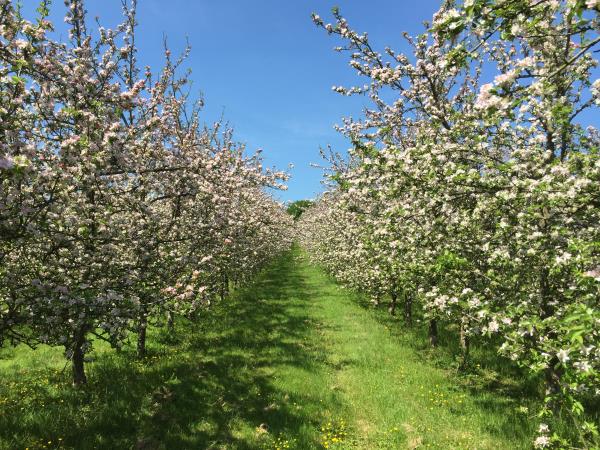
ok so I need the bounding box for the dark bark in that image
[137,310,148,358]
[540,267,562,406]
[429,319,438,347]
[459,320,470,369]
[388,292,397,316]
[545,356,563,402]
[219,274,229,301]
[166,310,175,332]
[71,330,87,386]
[540,268,553,319]
[403,292,413,325]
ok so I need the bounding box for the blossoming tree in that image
[301,2,599,446]
[0,0,293,384]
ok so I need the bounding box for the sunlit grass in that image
[0,248,537,449]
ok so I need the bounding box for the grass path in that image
[0,249,533,449]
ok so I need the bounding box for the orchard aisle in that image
[200,248,532,450]
[0,248,533,449]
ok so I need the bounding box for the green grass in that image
[0,248,537,449]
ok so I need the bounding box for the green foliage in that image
[286,200,314,221]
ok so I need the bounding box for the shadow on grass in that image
[0,251,328,450]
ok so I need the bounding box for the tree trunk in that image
[540,268,553,319]
[388,292,397,316]
[429,319,438,347]
[540,267,562,407]
[71,331,87,386]
[403,292,413,325]
[545,356,563,404]
[137,310,148,358]
[220,274,229,301]
[166,310,175,332]
[459,319,470,369]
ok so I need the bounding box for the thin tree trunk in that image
[220,274,229,301]
[403,292,413,325]
[71,330,87,386]
[429,319,438,347]
[540,267,561,406]
[459,319,470,369]
[166,310,175,332]
[137,309,148,358]
[388,292,397,316]
[545,356,563,399]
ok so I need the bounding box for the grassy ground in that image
[0,249,537,449]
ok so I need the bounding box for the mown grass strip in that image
[0,249,534,449]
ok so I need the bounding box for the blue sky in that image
[22,1,444,201]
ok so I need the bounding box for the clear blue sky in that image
[23,1,443,202]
